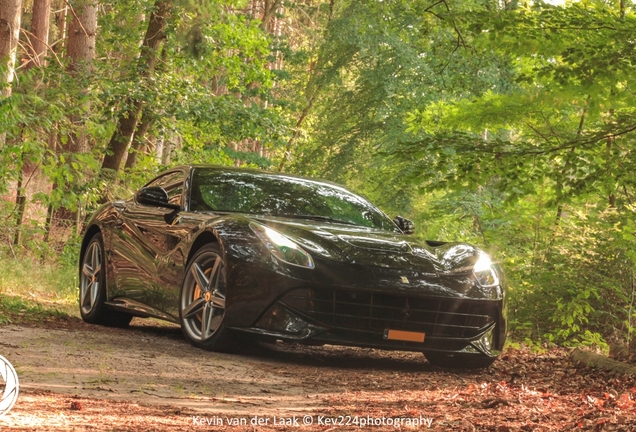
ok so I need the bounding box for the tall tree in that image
[53,0,68,55]
[0,0,23,145]
[101,0,172,174]
[26,0,51,68]
[38,0,97,246]
[66,0,98,153]
[14,0,52,246]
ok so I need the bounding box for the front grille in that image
[281,288,496,339]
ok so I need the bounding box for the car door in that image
[110,170,191,311]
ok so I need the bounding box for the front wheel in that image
[79,233,132,327]
[180,244,237,352]
[424,352,497,369]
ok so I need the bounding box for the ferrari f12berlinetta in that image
[79,165,507,368]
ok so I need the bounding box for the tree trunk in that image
[26,0,51,68]
[278,96,314,171]
[53,0,67,54]
[155,137,164,163]
[161,134,172,165]
[261,0,281,31]
[43,125,59,245]
[66,0,97,71]
[66,0,97,153]
[11,0,50,245]
[275,0,336,172]
[0,0,22,86]
[571,348,636,376]
[101,0,171,174]
[13,167,27,246]
[606,135,616,207]
[124,109,154,170]
[0,0,23,146]
[102,99,142,172]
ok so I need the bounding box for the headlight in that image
[473,253,499,288]
[249,222,315,269]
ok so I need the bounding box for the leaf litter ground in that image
[0,319,635,431]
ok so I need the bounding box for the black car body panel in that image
[81,165,507,360]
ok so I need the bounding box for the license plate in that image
[384,329,425,343]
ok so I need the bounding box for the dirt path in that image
[0,321,336,416]
[1,320,636,431]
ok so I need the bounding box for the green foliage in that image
[1,0,292,258]
[0,257,79,322]
[402,1,636,206]
[282,0,636,348]
[0,294,73,325]
[511,207,634,347]
[289,0,514,206]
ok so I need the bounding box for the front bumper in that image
[237,286,505,357]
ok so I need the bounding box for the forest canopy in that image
[1,0,635,353]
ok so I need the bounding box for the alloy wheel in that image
[80,239,103,315]
[181,249,227,342]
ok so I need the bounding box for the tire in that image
[180,244,237,352]
[79,233,132,327]
[424,352,497,369]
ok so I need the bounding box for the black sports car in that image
[79,165,507,368]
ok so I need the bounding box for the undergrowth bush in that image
[508,206,635,350]
[0,256,78,317]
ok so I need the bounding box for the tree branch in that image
[64,0,91,38]
[19,28,64,69]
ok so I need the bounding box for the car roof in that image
[171,164,354,191]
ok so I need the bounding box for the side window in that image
[165,182,184,206]
[144,171,185,206]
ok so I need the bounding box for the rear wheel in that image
[80,233,132,327]
[180,244,238,352]
[424,352,497,369]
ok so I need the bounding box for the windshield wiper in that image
[277,214,358,225]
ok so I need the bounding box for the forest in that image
[1,0,635,358]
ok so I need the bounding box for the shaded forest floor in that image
[0,317,635,431]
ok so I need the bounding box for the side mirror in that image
[394,215,415,234]
[135,187,181,210]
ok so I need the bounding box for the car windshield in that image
[189,169,398,231]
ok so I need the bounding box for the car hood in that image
[250,215,480,273]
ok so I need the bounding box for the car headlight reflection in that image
[473,253,499,288]
[250,222,315,269]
